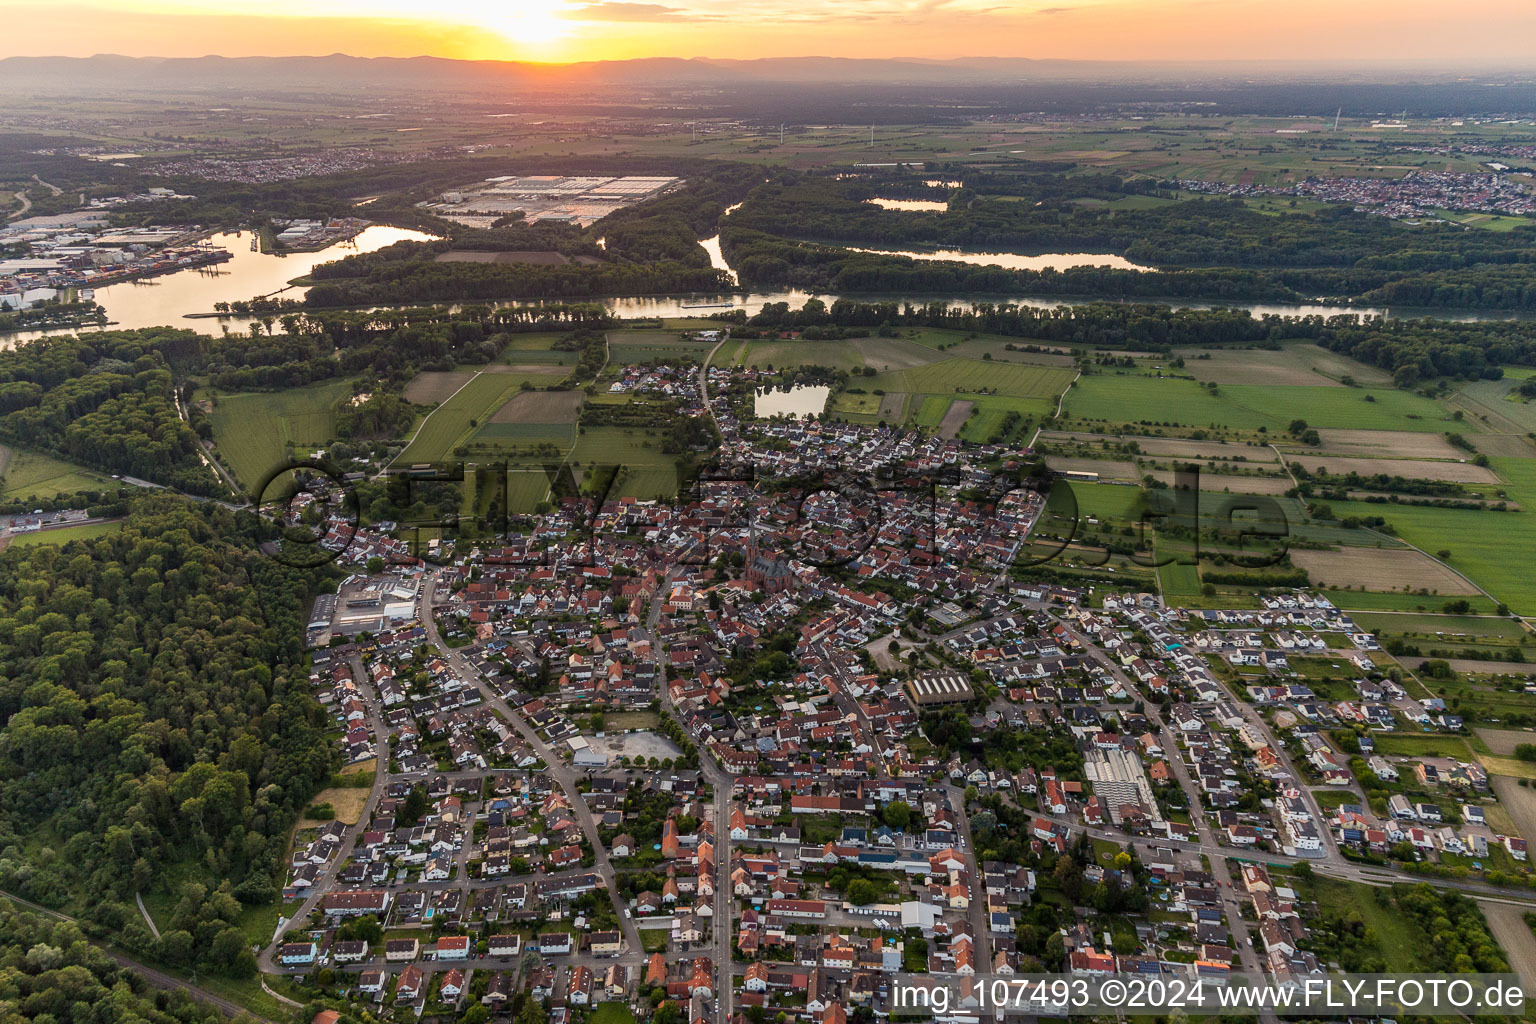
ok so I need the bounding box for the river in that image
[11,218,1527,345]
[4,225,436,346]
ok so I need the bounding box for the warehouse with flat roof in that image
[905,669,974,706]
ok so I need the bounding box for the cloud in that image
[565,2,697,20]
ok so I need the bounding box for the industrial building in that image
[904,669,975,706]
[428,174,683,228]
[1084,748,1162,825]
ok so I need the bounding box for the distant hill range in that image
[3,55,1533,120]
[0,53,1517,95]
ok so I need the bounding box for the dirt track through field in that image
[1491,775,1536,845]
[937,400,973,439]
[1479,900,1536,990]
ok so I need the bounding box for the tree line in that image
[722,298,1536,380]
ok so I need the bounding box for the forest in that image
[728,171,1536,269]
[0,904,239,1024]
[0,496,335,977]
[0,333,216,494]
[717,170,1536,308]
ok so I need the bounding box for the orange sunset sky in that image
[3,0,1535,64]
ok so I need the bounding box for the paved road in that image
[698,336,727,432]
[422,572,645,957]
[1,889,270,1022]
[262,655,391,969]
[643,568,734,1023]
[945,783,993,950]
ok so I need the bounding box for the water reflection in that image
[6,225,437,346]
[864,198,949,212]
[754,384,829,419]
[698,202,743,285]
[846,245,1152,273]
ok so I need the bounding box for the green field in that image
[496,332,571,358]
[1066,374,1269,428]
[507,470,553,513]
[860,357,1073,437]
[606,330,719,364]
[7,520,124,547]
[397,372,562,464]
[1062,481,1147,521]
[589,1004,638,1024]
[1221,384,1457,432]
[0,448,118,500]
[735,339,871,373]
[1367,733,1477,759]
[471,421,576,443]
[1066,373,1457,433]
[207,379,356,487]
[1324,499,1536,615]
[1291,876,1436,972]
[570,426,678,469]
[1157,555,1204,600]
[1351,611,1529,639]
[1321,589,1501,614]
[869,357,1073,400]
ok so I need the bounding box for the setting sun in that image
[6,0,1536,62]
[439,0,576,50]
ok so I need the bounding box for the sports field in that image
[207,379,356,487]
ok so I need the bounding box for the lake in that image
[846,245,1153,273]
[6,224,437,345]
[755,384,829,419]
[865,198,949,212]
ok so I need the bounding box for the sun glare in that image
[465,0,575,50]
